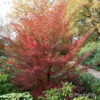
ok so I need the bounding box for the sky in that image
[0,0,54,25]
[0,0,12,25]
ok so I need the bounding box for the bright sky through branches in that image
[0,0,12,25]
[0,0,54,17]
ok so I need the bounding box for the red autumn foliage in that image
[4,1,92,98]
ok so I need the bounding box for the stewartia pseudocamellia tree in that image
[4,0,92,98]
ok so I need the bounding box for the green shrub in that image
[38,76,100,100]
[85,46,100,67]
[0,74,18,95]
[0,56,22,95]
[0,56,8,66]
[78,42,100,68]
[0,92,33,100]
[43,88,61,100]
[38,82,95,100]
[61,82,74,97]
[91,79,100,95]
[0,74,8,83]
[0,56,12,75]
[95,95,100,100]
[38,82,75,100]
[79,73,95,93]
[78,42,98,56]
[79,73,100,95]
[94,66,100,71]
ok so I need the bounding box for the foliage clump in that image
[79,42,100,68]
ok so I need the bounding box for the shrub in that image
[0,73,18,95]
[0,56,19,78]
[94,65,100,71]
[73,96,94,100]
[0,56,10,73]
[78,42,98,56]
[79,73,95,93]
[38,82,75,100]
[0,56,8,68]
[0,74,12,95]
[0,74,8,83]
[91,79,100,95]
[3,1,93,98]
[78,42,100,68]
[0,92,33,100]
[0,82,74,100]
[79,72,100,95]
[38,82,97,100]
[41,88,61,100]
[95,96,100,100]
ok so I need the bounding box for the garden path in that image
[87,68,100,79]
[79,65,100,79]
[69,62,100,79]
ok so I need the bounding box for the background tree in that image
[72,0,100,42]
[8,0,87,23]
[73,0,100,71]
[8,0,55,22]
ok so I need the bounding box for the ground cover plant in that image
[0,82,96,100]
[38,82,95,100]
[78,73,100,97]
[0,92,33,100]
[0,62,19,95]
[1,0,95,99]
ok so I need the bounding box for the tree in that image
[9,0,86,22]
[8,0,55,22]
[3,1,92,98]
[73,0,100,42]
